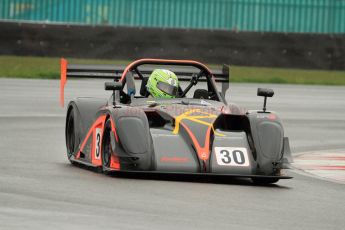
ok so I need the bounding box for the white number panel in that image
[214,147,250,167]
[94,128,102,160]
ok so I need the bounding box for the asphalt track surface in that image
[0,78,344,230]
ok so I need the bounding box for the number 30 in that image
[217,149,247,166]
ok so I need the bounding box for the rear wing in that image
[60,58,230,107]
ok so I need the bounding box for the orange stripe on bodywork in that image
[60,58,67,108]
[180,123,212,162]
[172,109,220,166]
[75,115,120,170]
[76,115,107,167]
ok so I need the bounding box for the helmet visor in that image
[157,81,178,96]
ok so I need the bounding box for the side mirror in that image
[105,82,122,106]
[105,82,122,91]
[257,88,274,97]
[257,88,274,112]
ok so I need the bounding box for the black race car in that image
[61,58,292,184]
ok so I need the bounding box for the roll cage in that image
[60,58,230,107]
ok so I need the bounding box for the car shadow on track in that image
[108,171,291,189]
[63,162,291,189]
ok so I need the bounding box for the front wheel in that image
[66,107,79,162]
[101,119,113,172]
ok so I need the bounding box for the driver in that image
[146,69,179,98]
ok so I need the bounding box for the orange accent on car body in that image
[76,115,107,167]
[172,108,219,170]
[60,58,67,107]
[110,154,120,170]
[74,116,120,170]
[180,122,212,162]
[160,157,190,163]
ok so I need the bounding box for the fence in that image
[1,0,344,33]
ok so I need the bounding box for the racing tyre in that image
[101,119,113,173]
[252,177,279,185]
[66,107,79,162]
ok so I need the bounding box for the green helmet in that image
[147,69,179,98]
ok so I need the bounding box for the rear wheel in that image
[252,177,279,185]
[66,108,79,162]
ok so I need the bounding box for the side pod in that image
[247,112,285,175]
[109,107,154,171]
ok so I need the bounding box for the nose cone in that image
[172,108,218,162]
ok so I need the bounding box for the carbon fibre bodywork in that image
[63,58,292,183]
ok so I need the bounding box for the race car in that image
[60,58,293,184]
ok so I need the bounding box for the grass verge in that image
[0,55,344,85]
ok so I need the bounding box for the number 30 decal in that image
[95,128,102,160]
[214,147,250,167]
